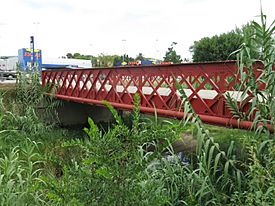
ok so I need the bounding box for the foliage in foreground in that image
[41,95,190,205]
[0,140,44,206]
[227,10,275,135]
[225,8,275,205]
[0,92,274,205]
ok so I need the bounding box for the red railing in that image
[41,61,263,128]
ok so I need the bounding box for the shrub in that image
[0,139,44,205]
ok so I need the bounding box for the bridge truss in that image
[42,61,264,129]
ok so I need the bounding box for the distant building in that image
[18,48,42,71]
[17,48,92,70]
[42,57,92,69]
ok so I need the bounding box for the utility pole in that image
[122,39,126,63]
[30,36,35,69]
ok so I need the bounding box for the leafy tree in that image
[123,54,134,63]
[97,54,117,67]
[190,24,259,62]
[163,42,182,63]
[66,53,120,67]
[190,31,243,62]
[135,53,145,61]
[66,53,73,59]
[73,53,81,58]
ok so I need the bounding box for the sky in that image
[0,0,274,59]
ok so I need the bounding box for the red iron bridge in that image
[41,61,264,129]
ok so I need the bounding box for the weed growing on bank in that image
[40,94,191,205]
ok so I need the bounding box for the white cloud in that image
[0,0,274,59]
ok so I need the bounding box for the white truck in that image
[0,57,17,80]
[0,54,92,81]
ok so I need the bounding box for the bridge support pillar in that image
[56,100,115,126]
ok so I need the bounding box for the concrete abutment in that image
[55,100,115,126]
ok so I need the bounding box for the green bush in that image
[40,95,190,205]
[0,139,44,206]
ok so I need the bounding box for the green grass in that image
[140,113,252,144]
[0,100,273,205]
